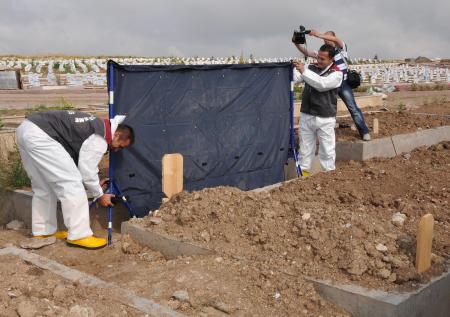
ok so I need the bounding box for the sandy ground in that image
[384,90,450,109]
[0,252,144,317]
[0,88,107,110]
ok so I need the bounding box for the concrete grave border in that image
[336,125,450,161]
[121,221,215,260]
[308,267,450,317]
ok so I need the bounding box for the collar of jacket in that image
[103,119,112,146]
[309,62,336,75]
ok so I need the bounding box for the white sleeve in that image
[293,68,304,83]
[78,134,108,199]
[301,69,343,92]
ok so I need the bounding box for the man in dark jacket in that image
[293,44,343,176]
[16,110,134,249]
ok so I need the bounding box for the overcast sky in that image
[1,0,449,59]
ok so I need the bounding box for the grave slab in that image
[308,267,450,317]
[121,221,215,259]
[336,125,450,161]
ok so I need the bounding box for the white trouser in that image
[298,113,336,172]
[16,120,93,240]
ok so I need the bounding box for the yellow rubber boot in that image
[34,231,68,239]
[301,170,310,177]
[66,236,107,249]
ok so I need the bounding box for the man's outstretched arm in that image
[309,29,345,49]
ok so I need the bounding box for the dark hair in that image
[319,43,336,59]
[116,124,135,145]
[326,30,336,36]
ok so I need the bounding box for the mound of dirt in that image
[133,142,450,291]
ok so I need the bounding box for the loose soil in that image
[0,253,143,317]
[136,142,450,294]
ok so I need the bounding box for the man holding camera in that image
[293,28,371,141]
[293,44,343,175]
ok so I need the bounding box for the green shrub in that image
[59,97,75,109]
[25,100,75,115]
[0,147,30,189]
[397,102,407,112]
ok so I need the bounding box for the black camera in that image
[292,25,311,44]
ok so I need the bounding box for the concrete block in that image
[0,71,20,89]
[308,267,450,317]
[310,154,322,175]
[336,141,364,161]
[121,221,215,259]
[284,155,321,181]
[11,190,33,228]
[0,189,15,226]
[361,136,397,160]
[392,125,450,154]
[284,157,298,181]
[337,126,450,161]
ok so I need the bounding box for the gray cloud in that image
[1,0,449,59]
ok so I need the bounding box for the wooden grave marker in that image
[162,153,184,200]
[415,213,434,273]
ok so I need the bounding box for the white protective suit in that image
[16,115,125,240]
[294,64,343,172]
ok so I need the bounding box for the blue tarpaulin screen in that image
[109,61,292,216]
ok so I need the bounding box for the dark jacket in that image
[27,110,105,164]
[300,64,341,118]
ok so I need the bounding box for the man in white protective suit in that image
[16,110,134,249]
[293,43,343,176]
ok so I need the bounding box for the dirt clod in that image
[172,290,189,303]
